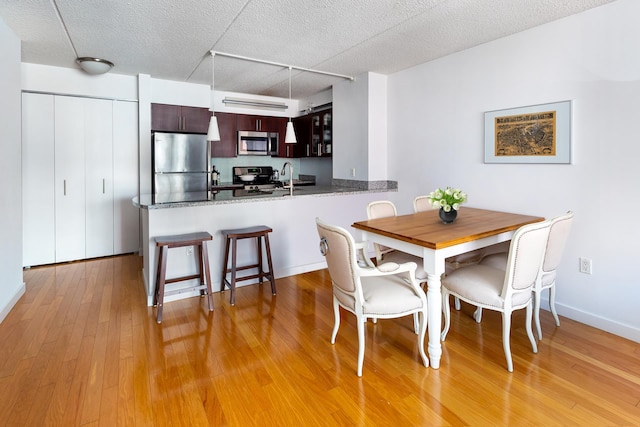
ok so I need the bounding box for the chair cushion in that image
[479,253,508,270]
[443,264,532,310]
[381,251,427,281]
[361,275,424,315]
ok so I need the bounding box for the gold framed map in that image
[484,101,572,164]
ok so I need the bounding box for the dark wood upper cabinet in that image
[236,114,286,133]
[151,103,210,133]
[210,112,237,158]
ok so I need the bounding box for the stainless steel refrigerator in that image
[152,132,210,194]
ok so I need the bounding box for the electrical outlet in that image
[186,247,194,256]
[579,257,592,274]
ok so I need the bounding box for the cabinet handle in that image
[63,179,66,196]
[286,146,289,157]
[306,145,310,156]
[103,178,106,194]
[256,119,261,131]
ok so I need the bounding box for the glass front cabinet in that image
[310,110,332,157]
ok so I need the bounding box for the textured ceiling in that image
[0,0,615,99]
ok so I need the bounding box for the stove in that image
[232,166,281,196]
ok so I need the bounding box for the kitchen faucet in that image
[281,162,294,196]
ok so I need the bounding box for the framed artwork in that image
[484,100,572,164]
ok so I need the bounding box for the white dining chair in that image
[315,217,429,376]
[367,201,428,284]
[480,211,574,340]
[441,219,550,372]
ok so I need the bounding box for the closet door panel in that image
[85,98,114,258]
[54,96,86,262]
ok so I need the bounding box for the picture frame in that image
[484,100,572,164]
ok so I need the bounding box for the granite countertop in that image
[133,181,397,209]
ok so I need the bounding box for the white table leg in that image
[426,272,443,369]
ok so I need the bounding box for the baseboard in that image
[0,281,26,324]
[541,297,640,343]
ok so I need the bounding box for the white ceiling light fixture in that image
[76,57,114,75]
[207,51,221,142]
[285,66,297,144]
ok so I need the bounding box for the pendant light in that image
[207,52,221,142]
[284,66,297,144]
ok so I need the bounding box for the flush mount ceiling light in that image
[76,57,114,75]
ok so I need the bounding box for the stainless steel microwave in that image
[237,131,278,156]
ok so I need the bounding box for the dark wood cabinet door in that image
[181,106,211,133]
[236,114,259,131]
[211,112,237,158]
[151,104,182,132]
[151,103,211,133]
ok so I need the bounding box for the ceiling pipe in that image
[210,50,354,81]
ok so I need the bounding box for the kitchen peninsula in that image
[134,183,396,306]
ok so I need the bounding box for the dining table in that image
[352,206,544,369]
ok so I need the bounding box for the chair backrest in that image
[366,201,397,260]
[542,211,574,273]
[316,218,358,295]
[501,220,550,302]
[413,195,432,213]
[367,200,397,219]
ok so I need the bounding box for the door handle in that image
[103,178,106,194]
[63,179,66,196]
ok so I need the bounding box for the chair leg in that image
[330,297,340,344]
[417,310,429,368]
[533,289,543,340]
[441,290,452,341]
[413,313,419,334]
[454,296,461,311]
[474,307,483,323]
[357,315,366,377]
[501,312,513,372]
[526,302,538,354]
[549,285,560,326]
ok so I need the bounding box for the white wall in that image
[387,0,640,341]
[0,18,25,323]
[333,73,370,180]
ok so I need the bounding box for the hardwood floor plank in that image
[1,254,639,426]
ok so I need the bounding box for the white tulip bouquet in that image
[427,187,467,212]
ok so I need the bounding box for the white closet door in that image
[22,93,55,266]
[85,98,114,258]
[54,96,86,262]
[113,100,140,254]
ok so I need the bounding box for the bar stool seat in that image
[220,225,276,305]
[154,231,214,323]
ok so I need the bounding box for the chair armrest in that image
[359,261,417,277]
[354,241,376,268]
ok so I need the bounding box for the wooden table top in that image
[352,207,544,250]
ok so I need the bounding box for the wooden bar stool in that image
[220,225,276,305]
[154,231,214,323]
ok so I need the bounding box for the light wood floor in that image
[1,254,639,426]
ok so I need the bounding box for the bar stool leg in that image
[229,237,238,306]
[263,233,276,295]
[155,246,169,323]
[257,236,264,285]
[201,240,214,311]
[220,236,231,292]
